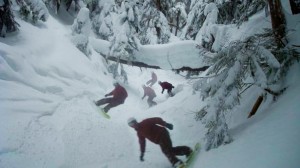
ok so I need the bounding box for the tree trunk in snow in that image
[267,0,286,48]
[155,0,162,13]
[289,0,300,14]
[175,10,180,36]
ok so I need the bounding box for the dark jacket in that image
[135,117,169,153]
[107,85,128,103]
[159,82,174,93]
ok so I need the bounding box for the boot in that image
[173,160,184,168]
[185,148,193,158]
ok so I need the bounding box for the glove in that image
[140,153,144,162]
[165,123,173,130]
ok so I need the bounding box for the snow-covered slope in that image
[0,15,201,168]
[1,5,300,168]
[196,63,300,168]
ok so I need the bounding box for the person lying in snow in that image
[94,82,127,113]
[141,85,157,107]
[158,81,175,97]
[127,117,192,167]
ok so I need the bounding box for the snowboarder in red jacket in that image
[142,85,157,107]
[159,81,175,97]
[146,72,157,87]
[94,82,128,113]
[127,117,192,167]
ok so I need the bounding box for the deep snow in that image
[1,2,300,168]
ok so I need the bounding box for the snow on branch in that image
[91,38,212,71]
[196,37,283,151]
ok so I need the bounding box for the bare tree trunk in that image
[56,0,61,12]
[155,0,162,12]
[175,10,180,36]
[289,0,300,14]
[268,0,286,48]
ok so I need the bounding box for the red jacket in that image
[159,82,174,89]
[159,81,174,93]
[134,117,169,153]
[107,85,128,102]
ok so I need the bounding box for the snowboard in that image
[92,101,110,119]
[177,143,201,168]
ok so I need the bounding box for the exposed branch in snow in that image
[264,87,287,97]
[248,95,264,118]
[168,22,177,28]
[99,52,160,69]
[247,87,287,118]
[292,44,300,47]
[174,66,210,72]
[167,53,210,75]
[240,83,287,97]
[240,83,254,95]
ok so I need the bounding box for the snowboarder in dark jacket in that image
[142,85,157,107]
[146,72,157,87]
[127,117,192,167]
[158,81,175,97]
[95,82,127,113]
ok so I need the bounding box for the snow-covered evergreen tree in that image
[44,0,83,14]
[17,0,49,23]
[139,0,171,44]
[254,28,300,84]
[88,0,116,40]
[107,1,139,82]
[44,0,62,13]
[151,0,172,16]
[169,2,187,36]
[0,0,19,37]
[180,0,191,13]
[65,0,80,12]
[109,0,139,60]
[196,37,281,151]
[71,7,92,56]
[107,62,128,84]
[124,0,140,33]
[195,3,219,51]
[182,0,266,40]
[216,0,266,25]
[180,0,207,40]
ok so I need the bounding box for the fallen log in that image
[99,53,209,72]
